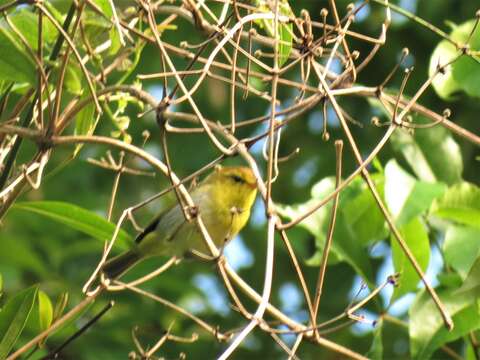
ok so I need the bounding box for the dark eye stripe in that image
[230,174,245,183]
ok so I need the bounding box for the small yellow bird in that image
[103,166,257,278]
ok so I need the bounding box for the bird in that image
[102,165,258,279]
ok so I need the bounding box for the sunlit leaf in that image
[37,290,53,332]
[390,123,463,185]
[436,272,462,289]
[278,177,376,287]
[410,287,480,359]
[430,182,480,229]
[443,225,480,279]
[390,217,430,301]
[456,257,480,297]
[339,176,388,245]
[451,21,480,98]
[429,19,480,99]
[109,24,122,55]
[385,160,446,226]
[429,39,460,100]
[24,289,54,343]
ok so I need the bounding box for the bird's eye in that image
[230,174,245,183]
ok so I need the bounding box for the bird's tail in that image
[102,250,141,279]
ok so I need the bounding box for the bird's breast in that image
[194,191,243,246]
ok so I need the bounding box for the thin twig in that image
[313,140,343,336]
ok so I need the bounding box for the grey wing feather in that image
[135,203,184,245]
[135,190,209,255]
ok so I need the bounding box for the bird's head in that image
[204,165,258,211]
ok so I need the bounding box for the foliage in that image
[0,0,479,359]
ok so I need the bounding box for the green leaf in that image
[83,11,111,30]
[0,8,58,85]
[50,59,83,95]
[81,9,112,51]
[430,182,480,229]
[436,272,462,289]
[390,217,430,301]
[443,225,480,280]
[24,290,54,342]
[451,21,480,98]
[0,25,36,84]
[109,24,122,55]
[0,9,58,51]
[410,287,480,359]
[384,160,446,226]
[91,0,113,19]
[466,342,480,360]
[429,39,460,100]
[0,286,38,359]
[37,290,53,332]
[74,90,98,156]
[64,62,83,95]
[52,292,69,322]
[339,176,388,245]
[367,322,383,360]
[367,99,462,185]
[252,0,293,66]
[277,21,293,66]
[429,19,480,99]
[0,235,49,276]
[91,0,124,55]
[278,177,376,287]
[13,201,132,250]
[390,122,463,185]
[456,257,480,298]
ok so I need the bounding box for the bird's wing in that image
[135,203,183,244]
[134,189,213,256]
[135,215,162,244]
